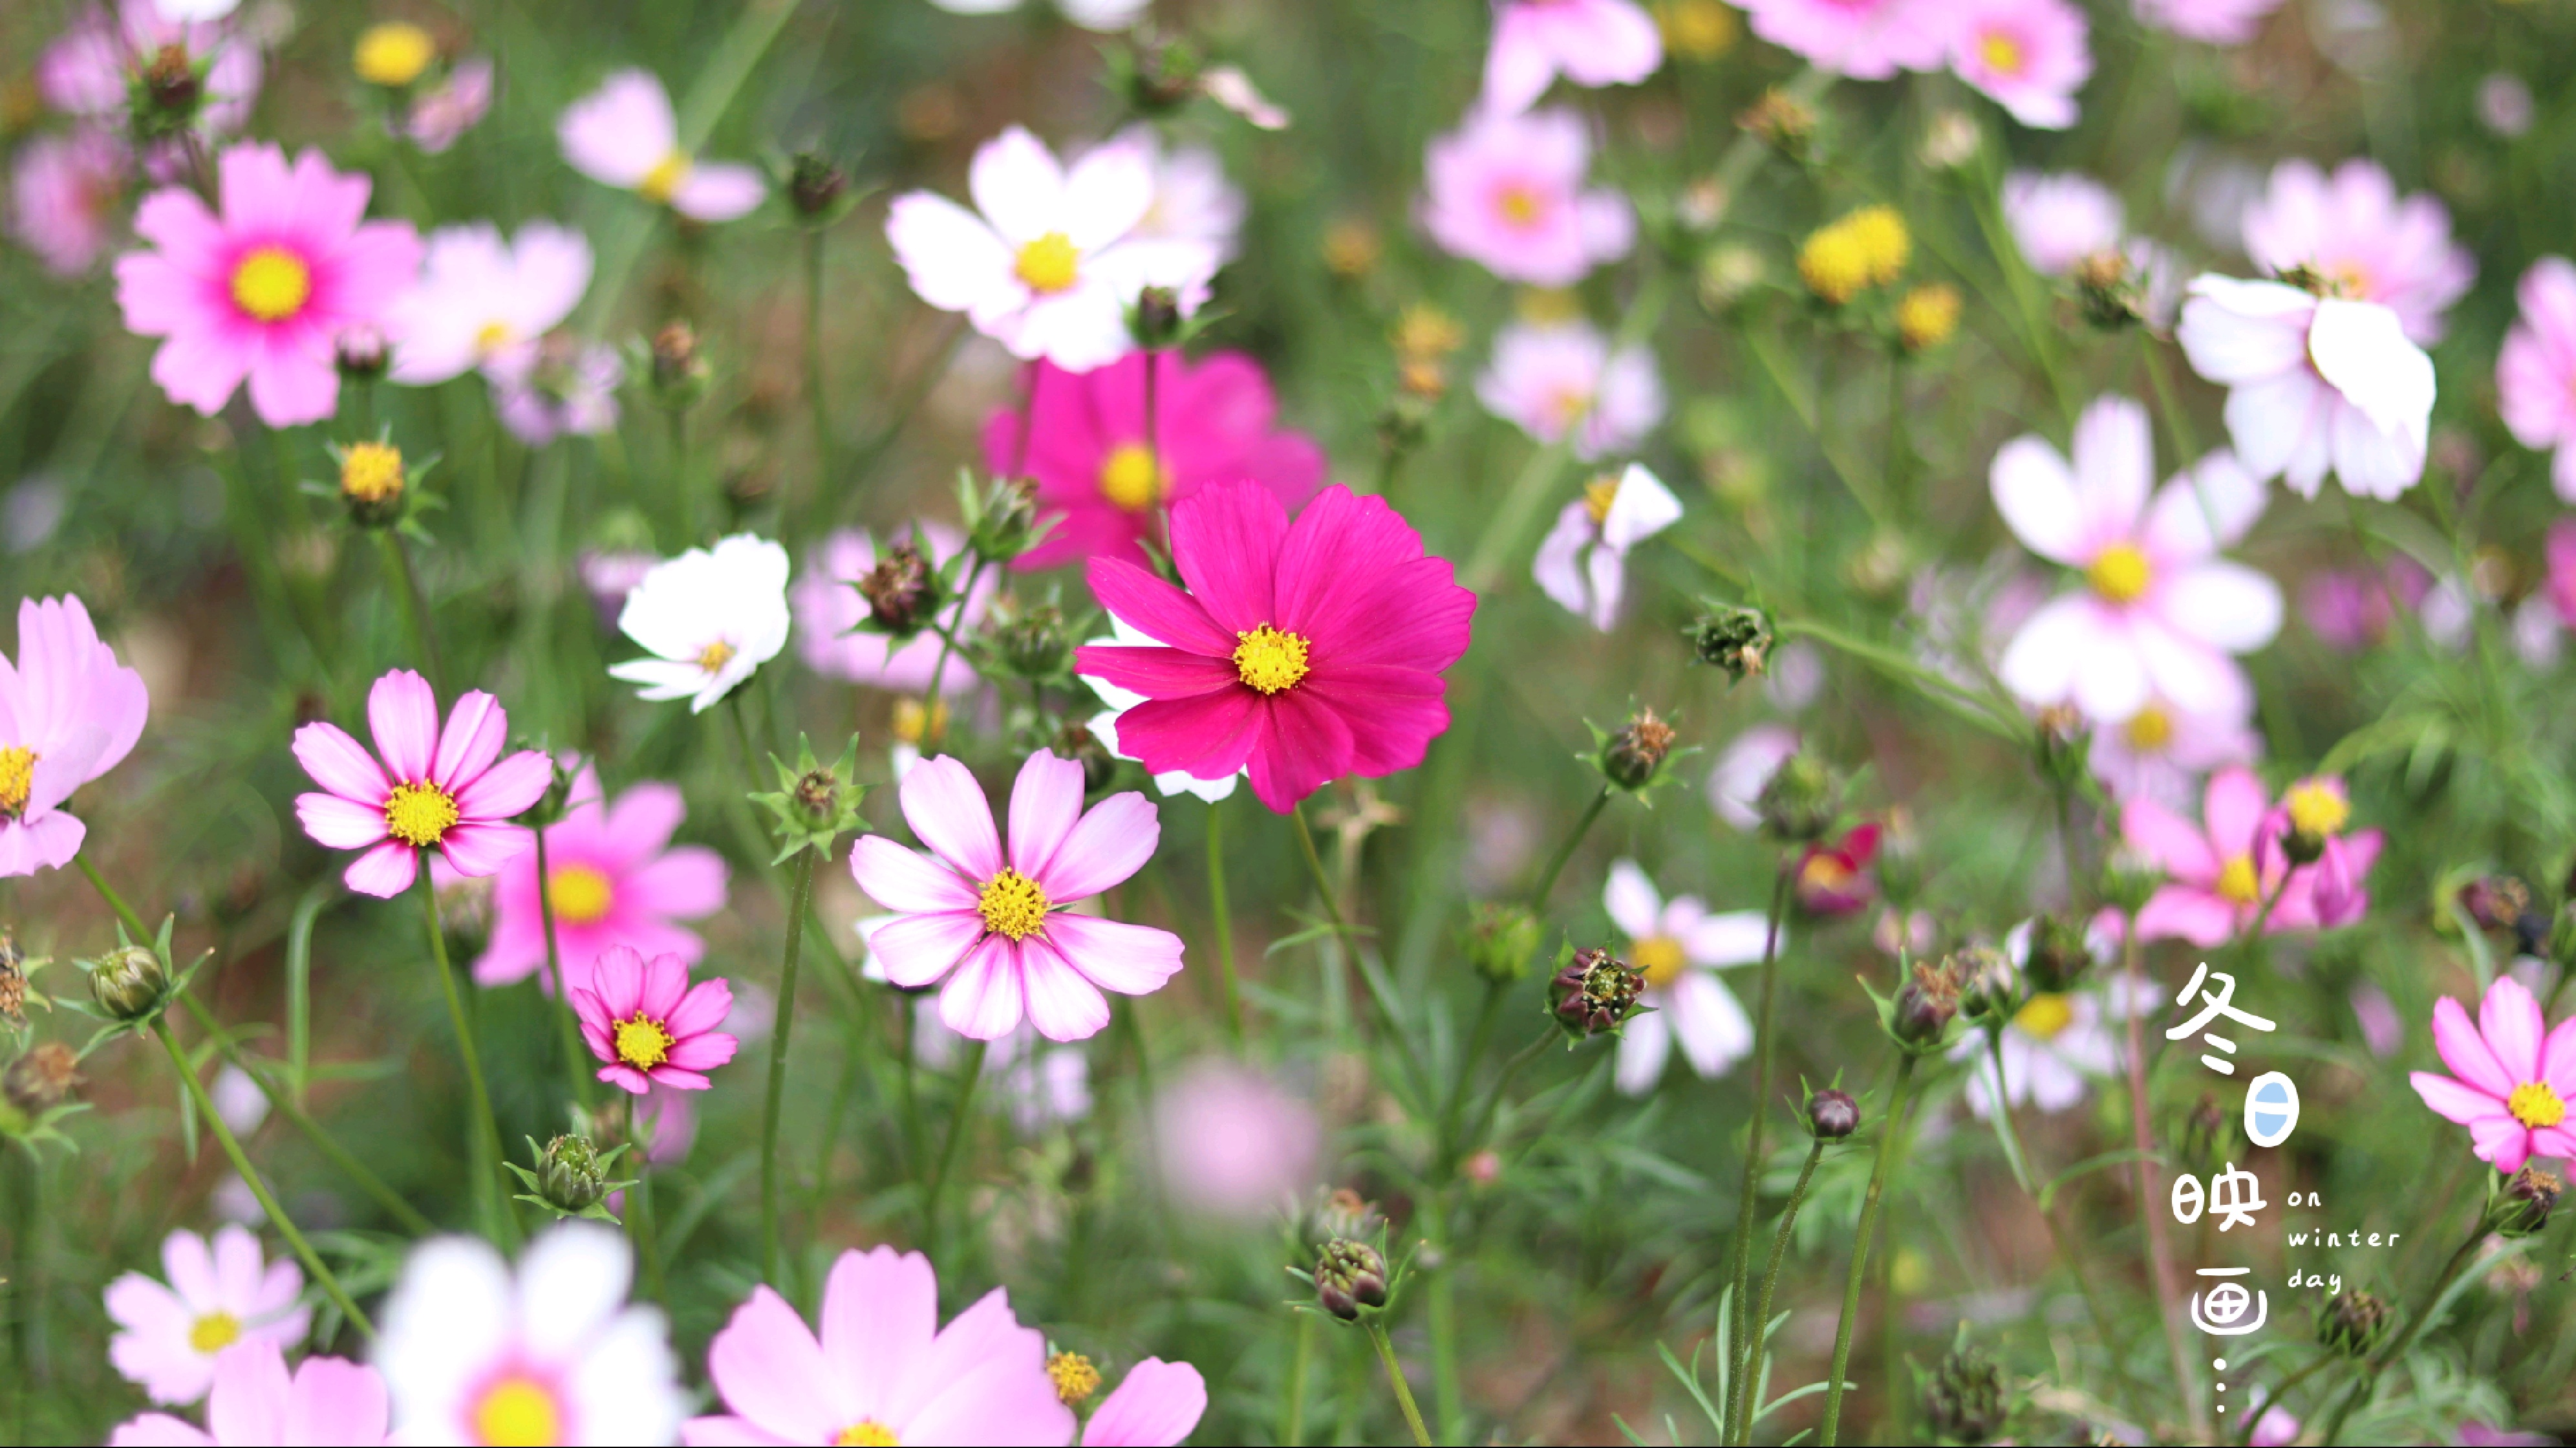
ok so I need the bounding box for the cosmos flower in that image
[1738,0,1948,79]
[2240,158,2473,345]
[2498,257,2576,502]
[39,1,262,147]
[2133,0,2284,44]
[1947,923,2153,1118]
[609,535,793,713]
[486,336,625,446]
[403,56,495,153]
[0,594,149,877]
[105,1227,309,1407]
[1949,0,2093,131]
[2001,169,2123,276]
[8,127,128,276]
[2176,274,2436,500]
[1082,1359,1209,1447]
[1421,106,1635,287]
[1112,124,1245,263]
[2120,765,2383,946]
[291,669,550,898]
[572,945,738,1095]
[1602,859,1765,1095]
[1530,463,1684,631]
[1481,0,1664,114]
[385,223,594,387]
[1083,616,1240,803]
[557,69,764,222]
[2086,685,2261,810]
[108,1342,390,1447]
[1152,1059,1322,1221]
[1476,321,1665,460]
[2409,976,2576,1176]
[1794,823,1879,916]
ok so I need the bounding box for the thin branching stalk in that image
[758,846,818,1286]
[1821,1052,1918,1447]
[1735,1136,1826,1444]
[918,557,985,739]
[1291,806,1430,1105]
[418,872,513,1245]
[1283,1312,1316,1447]
[1206,797,1241,1048]
[1366,1319,1433,1447]
[1723,862,1793,1441]
[531,829,596,1112]
[2315,1224,2488,1445]
[630,1167,669,1304]
[1527,785,1611,909]
[802,224,832,546]
[374,530,445,697]
[921,1039,987,1261]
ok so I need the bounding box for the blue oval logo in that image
[2244,1071,2299,1149]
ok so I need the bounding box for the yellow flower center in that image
[835,1425,899,1447]
[1014,232,1081,294]
[2285,781,2350,840]
[978,868,1051,941]
[1799,852,1854,896]
[383,781,461,848]
[1657,0,1739,61]
[2508,1081,2567,1130]
[1583,475,1621,526]
[354,22,437,87]
[1496,183,1546,228]
[1846,206,1910,283]
[471,1376,563,1447]
[1232,625,1312,695]
[2013,992,2076,1042]
[188,1311,241,1355]
[1798,208,1911,305]
[545,865,615,925]
[1098,442,1168,512]
[230,246,312,323]
[1545,385,1596,435]
[696,640,738,676]
[475,320,515,356]
[892,697,948,746]
[1047,1351,1102,1407]
[0,746,35,819]
[1979,30,2025,74]
[2086,543,2151,603]
[2329,262,2372,301]
[639,152,692,205]
[341,442,405,504]
[2123,704,2173,752]
[2216,854,2261,905]
[1632,935,1688,989]
[614,1013,675,1071]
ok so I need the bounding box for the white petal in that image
[1990,435,2089,566]
[2221,369,2330,489]
[515,1222,634,1359]
[1668,973,1754,1077]
[2156,561,2282,653]
[1598,463,1682,550]
[1613,1009,1671,1095]
[1603,859,1662,938]
[885,193,1017,314]
[1997,595,2097,708]
[2310,299,2436,450]
[1684,910,1772,967]
[2176,275,2313,385]
[969,126,1069,246]
[2142,450,2265,559]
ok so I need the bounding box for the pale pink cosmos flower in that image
[1992,396,2281,724]
[2408,976,2576,1175]
[385,223,594,387]
[890,995,1093,1134]
[1707,724,1799,832]
[1533,463,1684,631]
[1481,0,1664,114]
[2478,74,2537,139]
[0,594,150,877]
[1740,0,1949,80]
[1421,106,1634,287]
[1949,0,2092,131]
[1111,124,1245,263]
[1604,859,1765,1096]
[2176,274,2435,500]
[1153,1058,1321,1221]
[109,1341,391,1447]
[792,526,992,693]
[886,126,1220,372]
[291,669,552,899]
[2498,258,2576,501]
[1476,320,1664,460]
[106,1227,310,1407]
[8,127,128,276]
[2547,521,2576,627]
[682,1245,1071,1447]
[2350,981,2405,1059]
[1082,1359,1208,1447]
[403,57,495,154]
[2087,684,2260,811]
[572,945,738,1095]
[486,336,624,446]
[2119,765,2383,946]
[40,1,262,150]
[1948,922,2155,1118]
[558,69,764,222]
[2001,169,2122,276]
[114,144,423,426]
[849,750,1183,1041]
[2134,0,2283,44]
[2241,158,2474,345]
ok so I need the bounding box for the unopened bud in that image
[1696,244,1765,311]
[1891,958,1960,1047]
[966,476,1042,565]
[336,325,389,381]
[0,929,23,1023]
[1874,806,1924,909]
[1601,709,1677,791]
[985,599,1070,680]
[3,1043,81,1114]
[2491,1165,2562,1239]
[1756,753,1841,844]
[2032,704,2090,788]
[2317,1288,2393,1359]
[1686,603,1771,682]
[1737,88,1814,157]
[88,946,166,1021]
[859,542,942,635]
[1952,944,2015,1024]
[537,1133,609,1213]
[1132,286,1185,351]
[1046,1351,1102,1407]
[1922,1338,2005,1445]
[2460,875,2531,934]
[1549,946,1646,1041]
[2072,249,2146,330]
[2100,844,2165,917]
[338,441,407,527]
[1918,108,1981,171]
[2023,914,2093,993]
[1463,902,1544,984]
[142,45,202,119]
[791,768,841,827]
[1315,1238,1389,1320]
[787,151,846,219]
[649,323,709,405]
[1807,1088,1859,1140]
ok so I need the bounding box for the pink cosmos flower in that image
[1112,124,1245,263]
[1082,1359,1208,1447]
[572,945,738,1094]
[2175,275,2435,500]
[291,669,552,899]
[2120,766,2383,946]
[114,144,423,426]
[1074,482,1478,813]
[1421,106,1634,287]
[1152,1058,1322,1221]
[2548,521,2576,628]
[106,1227,310,1407]
[2001,169,2123,276]
[1740,0,1949,80]
[2499,258,2576,501]
[384,223,594,387]
[1532,462,1684,631]
[1476,320,1665,460]
[1794,823,1879,917]
[849,750,1184,1041]
[109,1342,391,1447]
[2301,559,2427,650]
[0,594,150,877]
[486,336,624,446]
[1950,0,2092,131]
[683,1245,1071,1446]
[2087,685,2260,810]
[982,352,1327,572]
[2408,976,2576,1175]
[40,2,262,151]
[8,127,128,276]
[2134,0,2283,44]
[403,57,495,154]
[2241,159,2473,345]
[1482,0,1664,114]
[1604,859,1764,1095]
[558,69,764,222]
[792,525,994,692]
[1991,395,2281,724]
[1706,724,1799,832]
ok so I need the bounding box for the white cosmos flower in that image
[885,126,1221,372]
[927,0,1152,29]
[1948,920,2156,1118]
[1081,616,1239,803]
[1531,462,1683,631]
[2175,274,2435,500]
[1112,124,1247,263]
[1604,859,1768,1095]
[375,1222,682,1447]
[385,223,594,386]
[609,535,791,713]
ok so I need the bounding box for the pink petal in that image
[2202,766,2270,858]
[343,841,418,898]
[2121,794,2219,883]
[366,670,439,783]
[2471,1114,2534,1173]
[1081,557,1238,658]
[666,978,735,1039]
[2432,995,2519,1099]
[850,837,979,913]
[2410,1070,2505,1127]
[817,1247,937,1423]
[435,822,531,879]
[1081,1359,1207,1447]
[204,1341,290,1445]
[1072,645,1240,700]
[898,755,1004,881]
[938,936,1027,1041]
[639,952,689,1020]
[592,945,649,1019]
[290,722,387,803]
[431,691,508,792]
[105,1413,212,1447]
[1005,750,1086,881]
[867,911,986,989]
[296,794,387,851]
[702,1286,838,1443]
[623,846,729,920]
[2478,975,2548,1085]
[1044,913,1185,998]
[455,750,552,823]
[282,1355,390,1445]
[661,1032,737,1072]
[1035,791,1160,902]
[2541,1015,2576,1096]
[2132,886,2237,947]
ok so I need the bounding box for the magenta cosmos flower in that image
[1422,106,1634,287]
[1481,0,1663,114]
[850,751,1183,1041]
[462,762,727,993]
[1950,0,2092,131]
[2499,257,2576,502]
[107,1227,309,1407]
[1074,482,1477,814]
[572,945,737,1094]
[1741,0,1949,79]
[982,352,1326,571]
[110,1342,391,1447]
[2241,158,2473,346]
[292,669,551,898]
[114,144,422,426]
[2409,977,2576,1174]
[1083,1359,1208,1447]
[0,594,149,877]
[682,1245,1071,1447]
[2119,766,2384,946]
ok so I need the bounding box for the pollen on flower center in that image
[383,781,461,848]
[188,1310,241,1355]
[2509,1081,2567,1129]
[1979,31,2025,74]
[354,21,437,87]
[1632,935,1687,988]
[230,246,313,323]
[1495,182,1547,228]
[614,1013,675,1070]
[471,1375,563,1448]
[2217,853,2261,905]
[2087,543,2152,603]
[341,442,405,504]
[639,152,693,204]
[2014,992,2076,1042]
[1014,232,1081,294]
[545,865,615,925]
[696,640,738,676]
[1583,475,1621,526]
[1232,625,1313,695]
[1099,442,1168,512]
[475,320,515,355]
[978,868,1051,940]
[835,1424,899,1447]
[2124,704,2173,752]
[0,746,36,818]
[2285,781,2350,839]
[1047,1350,1102,1407]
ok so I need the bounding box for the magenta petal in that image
[2471,1114,2534,1173]
[599,1063,653,1094]
[2432,995,2519,1099]
[291,722,387,803]
[1247,689,1355,814]
[1083,557,1237,656]
[2132,887,2236,947]
[1168,481,1289,634]
[662,1032,737,1072]
[1271,488,1421,637]
[2410,1070,2506,1128]
[666,978,734,1038]
[436,823,531,878]
[639,953,689,1020]
[1302,665,1448,775]
[1073,645,1240,700]
[899,756,1004,881]
[593,945,649,1019]
[366,670,439,783]
[1113,690,1266,783]
[431,691,508,791]
[344,841,418,898]
[2478,976,2547,1085]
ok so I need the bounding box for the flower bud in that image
[1756,753,1841,844]
[2460,874,2530,935]
[1046,1351,1101,1407]
[337,440,407,528]
[1918,108,1980,171]
[2073,249,2147,331]
[2489,1165,2562,1238]
[753,735,869,862]
[1737,88,1815,157]
[984,599,1071,680]
[88,945,166,1021]
[649,323,709,406]
[786,151,846,220]
[1549,947,1646,1041]
[1600,709,1677,792]
[1951,944,2015,1024]
[3,1043,81,1114]
[1462,902,1543,984]
[1807,1088,1859,1140]
[2032,705,2091,790]
[2317,1288,2393,1359]
[1686,603,1772,682]
[336,325,390,381]
[0,929,23,1024]
[2099,844,2165,917]
[1311,1187,1382,1241]
[1891,958,1961,1047]
[1922,1338,2005,1445]
[965,476,1042,565]
[1874,807,1924,909]
[858,541,943,636]
[140,45,203,128]
[2022,914,2093,993]
[1132,286,1185,351]
[1315,1238,1389,1320]
[533,1134,610,1213]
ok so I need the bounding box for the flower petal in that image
[1017,936,1113,1042]
[344,840,418,898]
[1603,859,1661,938]
[1044,913,1185,999]
[850,837,979,913]
[2432,995,2518,1099]
[367,669,440,784]
[2410,1070,2506,1127]
[899,756,1004,882]
[431,691,508,793]
[1006,750,1086,880]
[868,911,986,989]
[291,722,386,803]
[295,794,387,851]
[1033,791,1159,902]
[938,936,1027,1040]
[2478,975,2547,1085]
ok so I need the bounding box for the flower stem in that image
[1821,1052,1918,1447]
[374,529,445,698]
[922,1039,987,1261]
[1723,862,1793,1440]
[1527,785,1612,909]
[2315,1225,2486,1445]
[1735,1138,1826,1445]
[802,224,832,548]
[1419,1194,1466,1442]
[74,852,154,944]
[2237,1352,2335,1447]
[918,557,985,739]
[2124,914,2202,1434]
[1283,1311,1315,1446]
[417,872,513,1246]
[630,1167,669,1305]
[1365,1318,1433,1447]
[531,828,596,1113]
[758,845,817,1287]
[1291,805,1431,1106]
[151,1017,374,1338]
[1207,797,1242,1048]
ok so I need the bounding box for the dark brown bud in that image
[2023,914,2094,993]
[2461,875,2532,935]
[1808,1088,1859,1140]
[1315,1238,1388,1320]
[858,542,940,635]
[2318,1288,2392,1358]
[1549,947,1646,1041]
[649,323,709,404]
[786,151,846,219]
[2072,249,2146,330]
[2491,1165,2562,1238]
[1891,958,1960,1046]
[1922,1338,2005,1444]
[1602,709,1677,791]
[1686,603,1772,682]
[143,45,201,116]
[2,1043,81,1113]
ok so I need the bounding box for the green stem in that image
[2125,913,2201,1434]
[1283,1311,1315,1446]
[803,224,832,548]
[1437,982,1508,1174]
[374,529,445,698]
[2316,1226,2486,1445]
[152,1018,373,1337]
[2237,1352,2336,1447]
[531,828,596,1112]
[418,871,512,1246]
[1820,1052,1918,1447]
[918,557,985,738]
[1291,806,1430,1107]
[921,1040,987,1260]
[1527,786,1612,909]
[1366,1319,1434,1447]
[74,853,153,944]
[1723,863,1794,1440]
[759,847,819,1286]
[630,1167,669,1304]
[1736,1139,1827,1444]
[1421,1195,1466,1443]
[1207,797,1241,1049]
